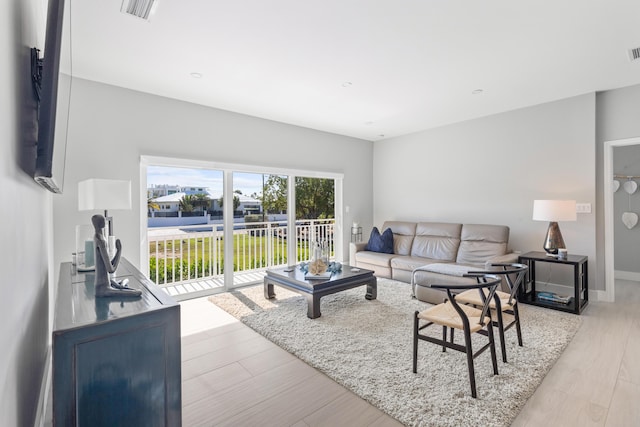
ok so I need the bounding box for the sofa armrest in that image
[349,242,368,266]
[483,252,520,269]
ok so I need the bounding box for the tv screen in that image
[34,0,70,194]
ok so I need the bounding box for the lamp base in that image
[543,221,566,255]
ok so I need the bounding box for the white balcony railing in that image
[148,219,335,288]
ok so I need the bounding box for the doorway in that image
[603,136,640,302]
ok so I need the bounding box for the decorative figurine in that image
[92,214,141,298]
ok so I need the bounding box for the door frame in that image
[603,136,640,302]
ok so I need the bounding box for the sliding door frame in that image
[140,155,344,289]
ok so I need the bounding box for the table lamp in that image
[532,199,576,255]
[78,178,132,256]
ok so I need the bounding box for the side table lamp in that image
[78,178,140,298]
[78,178,132,258]
[532,199,576,255]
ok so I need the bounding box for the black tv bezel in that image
[34,0,66,194]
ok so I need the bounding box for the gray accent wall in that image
[1,0,54,426]
[597,84,640,278]
[613,146,640,273]
[52,77,374,275]
[373,94,597,290]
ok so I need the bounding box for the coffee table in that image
[264,265,377,318]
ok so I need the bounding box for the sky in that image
[147,165,265,196]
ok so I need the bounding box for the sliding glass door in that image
[143,156,343,299]
[146,164,226,299]
[229,172,289,288]
[294,176,336,263]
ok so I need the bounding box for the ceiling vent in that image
[121,0,157,21]
[628,47,640,62]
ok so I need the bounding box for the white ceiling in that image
[61,0,640,141]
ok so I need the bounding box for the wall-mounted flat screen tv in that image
[34,0,70,194]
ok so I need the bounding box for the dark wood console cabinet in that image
[53,258,181,426]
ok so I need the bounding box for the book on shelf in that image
[537,291,572,304]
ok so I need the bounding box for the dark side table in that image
[518,251,588,314]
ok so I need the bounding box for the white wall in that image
[1,0,53,425]
[373,94,597,290]
[53,78,374,273]
[51,44,640,302]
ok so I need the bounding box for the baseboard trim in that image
[592,289,610,302]
[34,345,51,427]
[615,270,640,282]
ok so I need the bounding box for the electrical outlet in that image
[576,203,592,214]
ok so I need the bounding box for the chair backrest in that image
[431,274,501,327]
[462,273,501,324]
[494,263,528,304]
[468,263,528,305]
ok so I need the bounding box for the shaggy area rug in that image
[209,279,581,427]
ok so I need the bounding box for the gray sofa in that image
[349,221,518,304]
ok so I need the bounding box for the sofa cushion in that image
[354,250,396,268]
[382,221,417,256]
[419,263,475,276]
[390,255,449,273]
[410,222,462,261]
[365,227,394,253]
[456,224,509,265]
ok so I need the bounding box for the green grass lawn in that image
[148,235,322,284]
[149,235,312,261]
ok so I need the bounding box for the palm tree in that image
[147,197,160,213]
[218,195,241,212]
[192,193,211,212]
[179,194,195,212]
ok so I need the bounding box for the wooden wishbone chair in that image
[455,263,528,363]
[412,274,501,398]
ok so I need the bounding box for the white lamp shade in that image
[532,200,576,222]
[78,179,132,211]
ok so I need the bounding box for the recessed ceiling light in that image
[341,82,353,88]
[365,121,374,125]
[190,72,203,79]
[472,89,484,95]
[378,134,385,138]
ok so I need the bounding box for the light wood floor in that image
[180,297,403,426]
[181,280,640,426]
[511,279,640,426]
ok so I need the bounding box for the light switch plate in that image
[576,203,592,214]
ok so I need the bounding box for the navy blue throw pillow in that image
[366,227,394,254]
